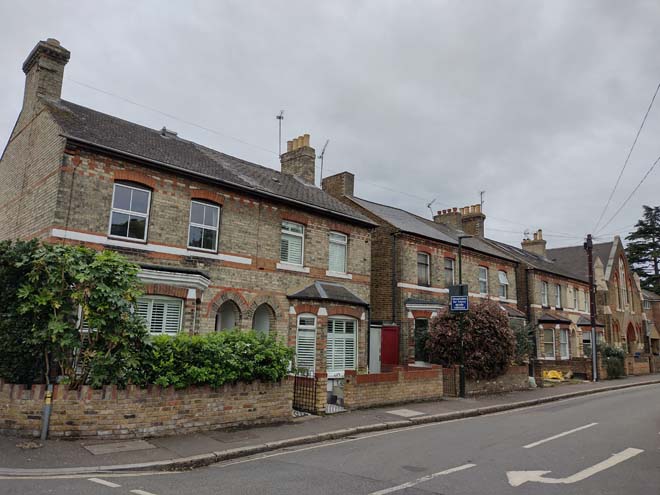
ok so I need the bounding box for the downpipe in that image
[40,384,53,441]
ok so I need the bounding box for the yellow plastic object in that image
[542,370,564,380]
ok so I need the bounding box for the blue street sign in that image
[450,295,469,312]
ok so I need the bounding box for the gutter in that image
[61,135,378,229]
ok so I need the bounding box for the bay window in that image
[136,296,182,335]
[326,317,357,376]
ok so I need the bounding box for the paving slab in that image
[83,440,156,455]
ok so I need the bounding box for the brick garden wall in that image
[342,366,442,409]
[465,365,529,396]
[0,378,292,439]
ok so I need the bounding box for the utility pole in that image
[584,234,599,381]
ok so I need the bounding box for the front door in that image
[381,325,400,370]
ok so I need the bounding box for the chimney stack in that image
[322,171,354,198]
[521,229,547,257]
[434,204,486,237]
[280,134,315,185]
[20,39,70,124]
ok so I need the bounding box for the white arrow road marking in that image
[130,490,158,495]
[507,447,644,486]
[523,422,598,448]
[369,463,476,495]
[88,477,121,488]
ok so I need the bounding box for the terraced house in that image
[322,172,525,370]
[484,230,598,379]
[0,39,377,382]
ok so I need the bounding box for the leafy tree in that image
[0,240,44,383]
[626,205,660,294]
[426,300,516,379]
[1,241,147,387]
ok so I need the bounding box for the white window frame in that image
[136,296,183,335]
[555,284,562,308]
[328,231,348,274]
[444,257,455,287]
[108,183,151,242]
[572,287,578,310]
[478,266,489,294]
[295,314,317,375]
[417,252,431,286]
[498,270,509,299]
[543,328,556,359]
[280,221,305,266]
[187,200,221,252]
[541,281,549,307]
[559,329,569,359]
[326,316,358,378]
[644,300,651,310]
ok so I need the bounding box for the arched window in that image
[215,300,241,331]
[252,304,275,336]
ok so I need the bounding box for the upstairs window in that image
[541,281,549,307]
[136,296,182,335]
[644,300,651,310]
[572,287,578,310]
[328,232,348,273]
[498,271,509,299]
[281,221,304,265]
[188,201,220,251]
[109,183,150,241]
[555,284,562,308]
[478,266,489,294]
[417,253,430,286]
[444,258,455,286]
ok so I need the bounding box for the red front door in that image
[381,325,400,370]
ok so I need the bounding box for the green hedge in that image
[140,331,294,389]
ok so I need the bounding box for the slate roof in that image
[576,315,605,327]
[483,239,589,283]
[45,99,374,226]
[537,311,573,324]
[642,289,660,301]
[351,197,516,262]
[546,242,614,281]
[501,303,526,319]
[288,281,368,306]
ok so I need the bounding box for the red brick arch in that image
[326,306,363,319]
[113,170,157,189]
[190,190,225,205]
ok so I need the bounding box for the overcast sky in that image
[2,1,659,249]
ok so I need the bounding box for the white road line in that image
[368,463,476,495]
[523,422,598,449]
[130,490,158,495]
[0,472,176,481]
[88,477,121,488]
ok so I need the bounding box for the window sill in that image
[187,246,218,255]
[107,234,147,244]
[277,262,310,274]
[326,270,352,280]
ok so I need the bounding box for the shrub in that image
[513,322,534,365]
[599,344,625,379]
[140,331,293,389]
[426,299,516,379]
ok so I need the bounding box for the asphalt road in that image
[3,384,659,495]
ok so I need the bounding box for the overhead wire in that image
[593,81,660,232]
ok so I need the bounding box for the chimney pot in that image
[538,229,543,240]
[302,134,310,147]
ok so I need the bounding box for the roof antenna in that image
[426,198,437,219]
[523,228,530,240]
[318,139,329,185]
[276,110,284,157]
[480,190,486,210]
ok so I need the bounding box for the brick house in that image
[322,172,524,369]
[0,39,377,382]
[641,289,660,357]
[548,237,645,355]
[484,231,596,368]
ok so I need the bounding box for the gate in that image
[442,366,458,397]
[381,325,400,371]
[292,373,317,414]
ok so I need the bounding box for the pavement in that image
[1,373,658,477]
[2,378,659,495]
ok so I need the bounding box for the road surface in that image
[3,383,659,495]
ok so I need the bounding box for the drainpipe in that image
[391,232,398,324]
[40,384,53,441]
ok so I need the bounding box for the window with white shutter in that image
[328,232,348,273]
[296,315,317,375]
[498,271,508,299]
[327,317,357,376]
[560,329,569,359]
[136,296,182,335]
[281,221,304,265]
